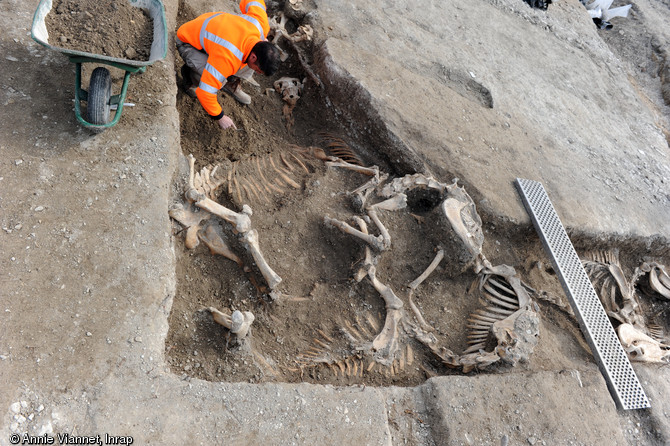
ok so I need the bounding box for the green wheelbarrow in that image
[30,0,168,132]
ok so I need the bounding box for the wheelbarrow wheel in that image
[87,67,112,130]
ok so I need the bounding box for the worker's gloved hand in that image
[217,115,237,130]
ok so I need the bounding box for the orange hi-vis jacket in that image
[176,0,269,119]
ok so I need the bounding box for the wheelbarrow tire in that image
[87,67,112,130]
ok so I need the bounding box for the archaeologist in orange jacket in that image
[176,0,280,130]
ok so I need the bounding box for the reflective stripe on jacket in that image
[176,0,269,117]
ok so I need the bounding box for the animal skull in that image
[274,77,305,107]
[617,323,670,363]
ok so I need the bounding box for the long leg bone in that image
[353,217,374,282]
[367,265,404,364]
[185,154,282,290]
[326,160,379,176]
[406,249,444,333]
[324,215,386,251]
[242,229,282,290]
[187,190,252,234]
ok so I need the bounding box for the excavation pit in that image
[166,1,670,388]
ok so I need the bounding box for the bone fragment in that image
[326,160,379,176]
[324,215,385,251]
[366,208,391,251]
[209,307,255,338]
[409,249,444,290]
[646,263,670,300]
[198,224,242,265]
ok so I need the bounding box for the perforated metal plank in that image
[515,178,650,410]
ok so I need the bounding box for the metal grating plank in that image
[515,178,650,410]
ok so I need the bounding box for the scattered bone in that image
[323,164,538,373]
[289,0,303,9]
[269,13,313,46]
[268,13,321,88]
[209,307,255,339]
[268,13,291,61]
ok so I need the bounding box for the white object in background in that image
[585,0,632,22]
[602,4,632,21]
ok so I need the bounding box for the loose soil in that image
[46,0,153,61]
[166,1,670,388]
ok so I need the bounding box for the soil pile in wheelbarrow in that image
[46,0,153,61]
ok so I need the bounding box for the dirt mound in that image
[46,0,153,60]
